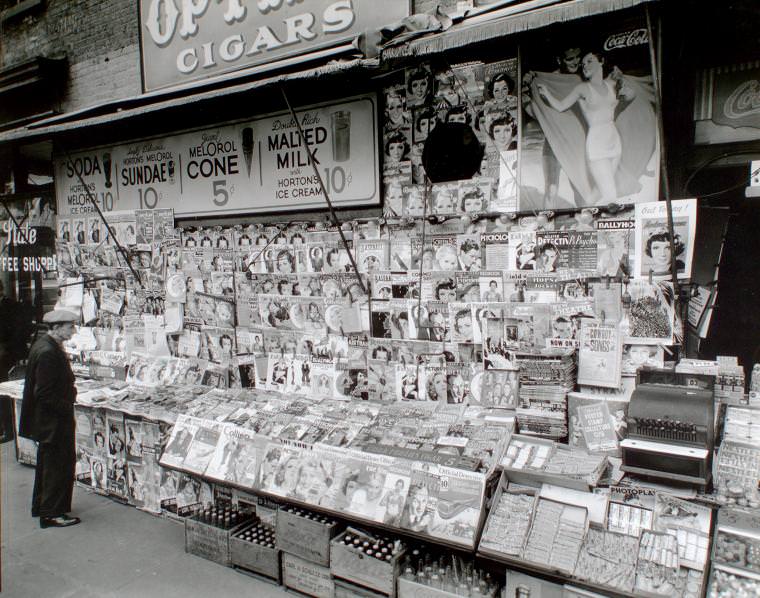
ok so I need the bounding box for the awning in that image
[0,56,378,145]
[382,0,658,59]
[0,0,659,146]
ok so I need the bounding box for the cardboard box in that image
[330,530,405,596]
[282,552,334,598]
[276,508,341,566]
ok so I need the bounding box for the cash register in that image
[621,368,715,489]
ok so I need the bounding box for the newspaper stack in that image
[514,350,576,441]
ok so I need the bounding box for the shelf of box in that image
[161,461,497,553]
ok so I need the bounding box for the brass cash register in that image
[621,368,715,488]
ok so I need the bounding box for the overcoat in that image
[19,334,76,442]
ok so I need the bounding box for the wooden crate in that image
[229,523,280,581]
[334,578,391,598]
[397,578,461,598]
[184,517,244,567]
[281,552,334,598]
[330,531,405,596]
[276,508,341,566]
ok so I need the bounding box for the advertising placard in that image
[139,0,410,91]
[54,95,379,218]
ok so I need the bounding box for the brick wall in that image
[1,0,142,114]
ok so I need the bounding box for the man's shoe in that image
[40,514,81,528]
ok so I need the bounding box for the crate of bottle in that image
[275,505,341,566]
[184,506,250,567]
[330,529,405,596]
[229,519,280,581]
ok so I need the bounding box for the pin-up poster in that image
[520,21,659,211]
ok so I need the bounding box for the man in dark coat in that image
[19,309,81,528]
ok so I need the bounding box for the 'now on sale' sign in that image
[139,0,410,91]
[53,94,379,218]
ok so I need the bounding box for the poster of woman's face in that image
[520,21,659,211]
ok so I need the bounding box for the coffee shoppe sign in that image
[139,0,409,91]
[54,94,379,218]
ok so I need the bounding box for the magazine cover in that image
[624,280,676,345]
[482,317,516,370]
[428,466,485,546]
[577,320,622,388]
[75,407,93,484]
[445,363,477,405]
[238,355,257,388]
[450,304,478,344]
[204,425,260,488]
[507,230,538,271]
[621,343,665,375]
[458,179,492,215]
[367,359,396,402]
[423,364,447,402]
[159,414,198,469]
[597,215,635,277]
[520,20,659,210]
[389,236,413,272]
[91,455,108,493]
[480,232,509,269]
[535,231,598,272]
[139,450,162,513]
[568,392,629,454]
[182,420,222,476]
[399,462,441,535]
[396,364,426,401]
[401,184,428,218]
[135,210,153,250]
[456,234,482,272]
[124,416,143,463]
[432,183,459,216]
[431,235,458,272]
[106,455,128,499]
[159,467,180,513]
[634,198,697,281]
[344,455,411,524]
[471,368,518,408]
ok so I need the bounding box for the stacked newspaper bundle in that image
[514,351,576,441]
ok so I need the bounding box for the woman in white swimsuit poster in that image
[521,25,658,210]
[537,50,632,203]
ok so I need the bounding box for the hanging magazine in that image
[577,320,622,389]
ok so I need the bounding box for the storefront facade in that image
[2,0,760,596]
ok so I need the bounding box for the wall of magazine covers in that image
[47,12,704,552]
[52,13,694,462]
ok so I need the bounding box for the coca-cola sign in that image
[603,28,648,51]
[724,80,760,120]
[712,65,760,130]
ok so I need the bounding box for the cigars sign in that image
[139,0,409,91]
[53,94,379,217]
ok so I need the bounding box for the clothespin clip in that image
[648,269,654,284]
[600,310,607,324]
[604,275,610,290]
